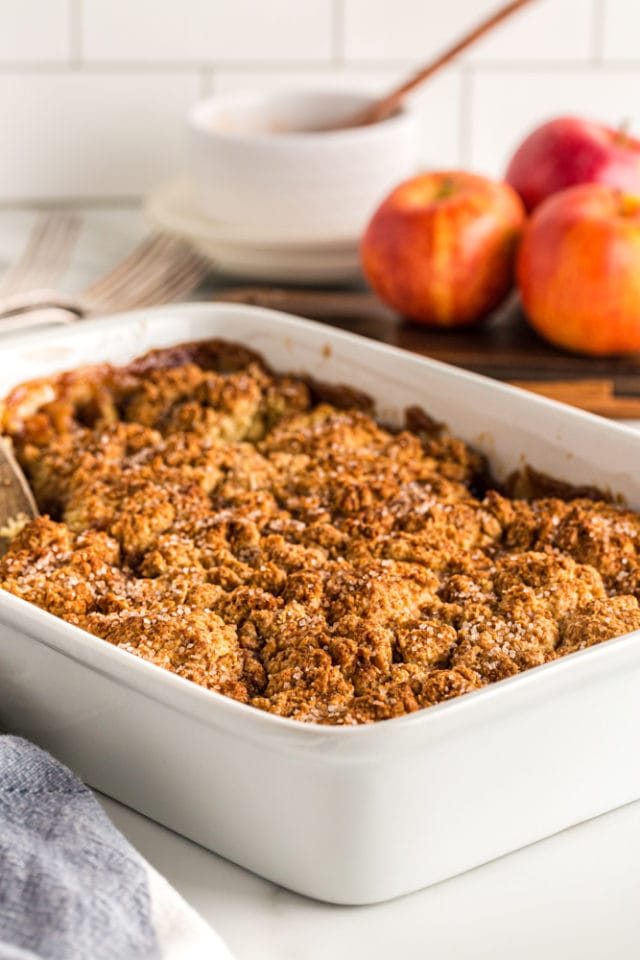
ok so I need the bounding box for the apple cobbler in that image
[1,339,639,725]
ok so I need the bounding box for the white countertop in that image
[97,794,640,960]
[3,208,639,959]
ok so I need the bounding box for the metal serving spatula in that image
[0,439,37,557]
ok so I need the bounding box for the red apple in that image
[506,116,640,212]
[361,171,525,328]
[517,183,640,356]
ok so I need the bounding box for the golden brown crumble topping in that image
[1,339,640,725]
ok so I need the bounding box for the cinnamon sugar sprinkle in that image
[1,339,639,725]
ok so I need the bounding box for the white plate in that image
[145,178,362,284]
[1,303,639,905]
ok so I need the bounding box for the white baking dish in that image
[1,303,639,906]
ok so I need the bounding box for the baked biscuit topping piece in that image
[2,341,640,725]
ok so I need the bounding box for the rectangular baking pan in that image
[1,303,639,905]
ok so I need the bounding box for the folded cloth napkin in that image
[0,736,234,960]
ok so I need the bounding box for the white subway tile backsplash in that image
[82,0,332,63]
[0,73,199,199]
[602,0,640,61]
[410,68,464,168]
[0,0,69,62]
[343,0,594,64]
[214,68,463,167]
[213,69,390,97]
[0,0,635,202]
[469,67,640,179]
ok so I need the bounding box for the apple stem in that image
[434,176,457,201]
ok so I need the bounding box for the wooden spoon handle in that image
[0,439,38,556]
[510,379,640,419]
[352,0,538,128]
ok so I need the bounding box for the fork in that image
[0,232,209,335]
[0,212,81,297]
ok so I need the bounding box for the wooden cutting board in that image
[213,286,640,418]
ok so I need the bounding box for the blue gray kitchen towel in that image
[0,736,233,960]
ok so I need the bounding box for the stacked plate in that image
[145,178,362,285]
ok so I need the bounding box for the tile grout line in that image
[3,59,639,75]
[590,0,606,64]
[0,197,143,210]
[69,0,83,66]
[331,0,345,64]
[198,67,213,97]
[459,66,473,169]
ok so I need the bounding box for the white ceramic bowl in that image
[186,89,419,241]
